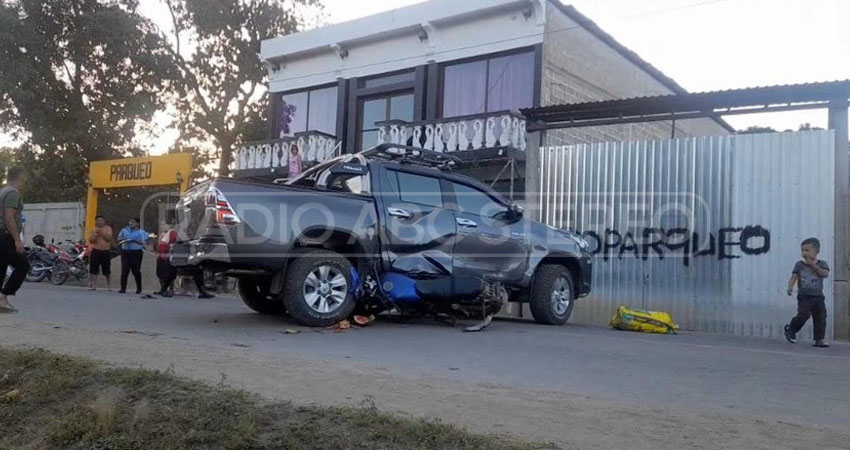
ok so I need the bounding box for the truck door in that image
[377,167,456,276]
[448,181,529,283]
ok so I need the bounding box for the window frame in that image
[446,180,511,220]
[277,83,340,137]
[382,167,452,209]
[438,46,537,119]
[357,90,416,150]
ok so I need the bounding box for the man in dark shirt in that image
[784,237,830,348]
[0,166,29,313]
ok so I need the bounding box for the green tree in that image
[0,0,178,202]
[161,0,318,177]
[738,126,778,134]
[168,145,215,184]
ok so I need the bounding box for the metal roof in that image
[522,80,850,131]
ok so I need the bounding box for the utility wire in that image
[623,0,729,17]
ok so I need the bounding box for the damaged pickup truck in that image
[172,145,592,329]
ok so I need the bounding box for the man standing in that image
[88,215,113,290]
[0,166,29,313]
[117,217,148,294]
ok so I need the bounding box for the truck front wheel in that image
[238,278,285,315]
[282,249,356,327]
[530,264,576,325]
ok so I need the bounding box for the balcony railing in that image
[233,130,340,172]
[375,110,527,154]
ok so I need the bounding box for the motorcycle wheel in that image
[26,261,50,283]
[51,262,70,286]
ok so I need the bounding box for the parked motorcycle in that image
[48,240,89,286]
[25,235,56,283]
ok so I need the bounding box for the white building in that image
[237,0,729,188]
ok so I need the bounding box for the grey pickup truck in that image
[173,145,592,327]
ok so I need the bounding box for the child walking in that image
[784,237,830,348]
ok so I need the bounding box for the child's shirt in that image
[792,260,830,297]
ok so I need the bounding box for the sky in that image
[5,0,849,153]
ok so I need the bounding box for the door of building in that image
[358,92,414,150]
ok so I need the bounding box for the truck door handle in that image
[388,207,412,219]
[456,218,478,228]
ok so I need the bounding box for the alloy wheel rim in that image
[550,276,572,315]
[302,265,347,314]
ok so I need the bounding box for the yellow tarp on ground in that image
[610,306,679,334]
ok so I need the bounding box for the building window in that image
[280,85,338,137]
[360,71,415,89]
[359,93,414,149]
[441,51,534,118]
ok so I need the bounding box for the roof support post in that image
[524,130,543,220]
[829,99,849,340]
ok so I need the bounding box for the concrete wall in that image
[540,5,729,145]
[23,202,84,245]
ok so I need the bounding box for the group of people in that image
[0,165,212,314]
[88,216,214,299]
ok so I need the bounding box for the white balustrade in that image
[471,119,484,150]
[446,123,458,152]
[412,126,423,148]
[424,125,435,150]
[518,119,528,151]
[457,122,469,152]
[433,124,445,152]
[485,117,498,148]
[499,116,512,147]
[233,132,340,171]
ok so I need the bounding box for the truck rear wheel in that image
[530,264,575,325]
[238,278,285,315]
[282,249,355,327]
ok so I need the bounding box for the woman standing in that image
[154,221,178,297]
[117,217,148,294]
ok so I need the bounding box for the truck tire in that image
[238,278,285,315]
[282,249,355,327]
[530,264,575,325]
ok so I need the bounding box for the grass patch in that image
[0,348,553,450]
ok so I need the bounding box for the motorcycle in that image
[48,240,89,286]
[25,235,56,283]
[358,268,509,332]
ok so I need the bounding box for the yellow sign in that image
[85,153,194,238]
[89,153,193,189]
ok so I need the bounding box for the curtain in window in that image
[280,91,308,137]
[442,60,487,118]
[487,52,534,112]
[307,86,338,135]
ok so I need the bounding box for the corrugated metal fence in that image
[539,130,835,339]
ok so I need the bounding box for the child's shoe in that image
[784,324,797,343]
[813,340,830,348]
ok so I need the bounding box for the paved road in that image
[6,283,849,430]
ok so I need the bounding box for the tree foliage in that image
[161,0,317,176]
[0,0,179,201]
[737,126,778,134]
